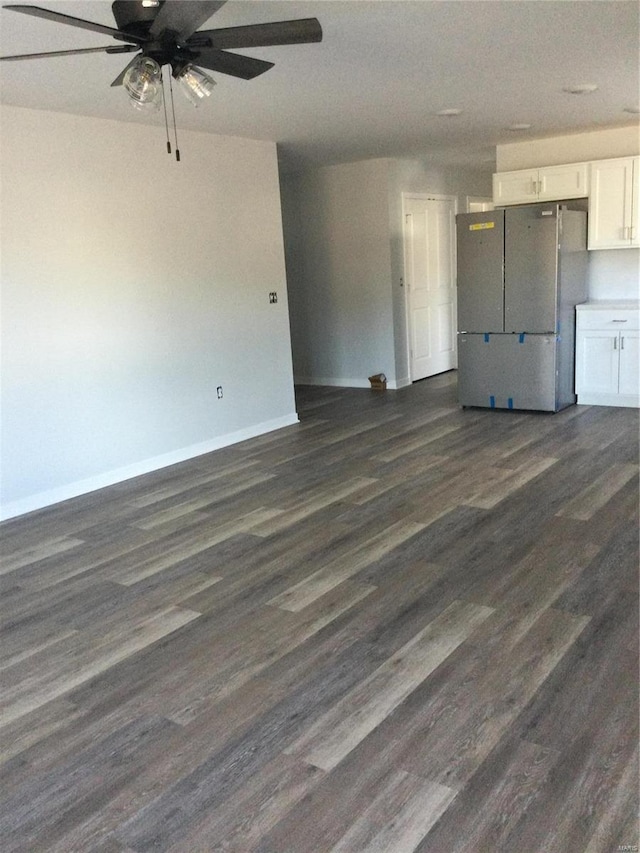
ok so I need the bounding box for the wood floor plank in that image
[414,736,560,853]
[582,745,640,853]
[163,755,325,853]
[0,715,181,853]
[0,380,636,853]
[398,607,590,789]
[463,455,558,509]
[285,599,493,771]
[330,770,455,853]
[502,693,639,853]
[0,535,85,574]
[103,509,281,585]
[0,606,200,727]
[375,422,463,462]
[267,519,425,612]
[125,458,262,508]
[0,698,78,765]
[555,461,639,520]
[247,476,378,536]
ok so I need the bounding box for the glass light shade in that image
[176,64,215,107]
[124,56,162,110]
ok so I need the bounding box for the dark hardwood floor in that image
[1,374,638,852]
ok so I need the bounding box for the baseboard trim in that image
[294,376,370,389]
[392,377,412,389]
[294,375,409,390]
[0,413,300,521]
[577,393,639,408]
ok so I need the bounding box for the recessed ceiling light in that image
[563,84,599,95]
[436,108,463,117]
[506,123,531,131]
[623,106,640,114]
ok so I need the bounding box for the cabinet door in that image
[575,330,619,395]
[618,331,639,396]
[631,158,640,248]
[538,163,588,201]
[493,170,538,206]
[588,158,634,249]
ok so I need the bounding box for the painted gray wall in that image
[281,157,492,388]
[387,160,493,384]
[281,159,396,387]
[1,106,297,518]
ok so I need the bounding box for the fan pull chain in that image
[168,72,180,162]
[161,66,171,155]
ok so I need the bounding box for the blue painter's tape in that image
[490,395,496,408]
[484,333,490,343]
[508,397,514,409]
[519,333,525,343]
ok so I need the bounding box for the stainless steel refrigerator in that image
[456,203,588,412]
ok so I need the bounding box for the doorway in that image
[403,193,458,381]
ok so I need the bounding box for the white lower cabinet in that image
[575,303,640,407]
[618,331,640,397]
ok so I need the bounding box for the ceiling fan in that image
[0,1,322,112]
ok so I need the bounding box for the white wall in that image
[587,250,640,300]
[281,159,396,387]
[387,160,493,383]
[281,157,493,388]
[0,106,297,519]
[497,126,640,302]
[496,125,639,171]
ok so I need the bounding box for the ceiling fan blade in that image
[110,53,143,87]
[3,4,145,43]
[150,1,226,41]
[189,18,323,50]
[189,48,274,80]
[0,44,139,61]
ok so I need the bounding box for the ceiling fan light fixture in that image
[176,64,216,107]
[123,56,162,110]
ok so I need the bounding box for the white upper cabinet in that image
[537,163,590,201]
[493,163,589,206]
[588,157,639,249]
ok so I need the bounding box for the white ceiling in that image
[1,0,638,173]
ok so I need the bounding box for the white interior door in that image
[403,195,457,381]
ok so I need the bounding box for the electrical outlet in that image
[216,386,223,399]
[269,292,278,304]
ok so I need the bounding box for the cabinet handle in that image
[621,337,625,350]
[611,319,628,323]
[613,337,617,350]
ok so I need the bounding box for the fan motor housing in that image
[112,0,163,36]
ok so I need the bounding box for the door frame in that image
[401,192,459,382]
